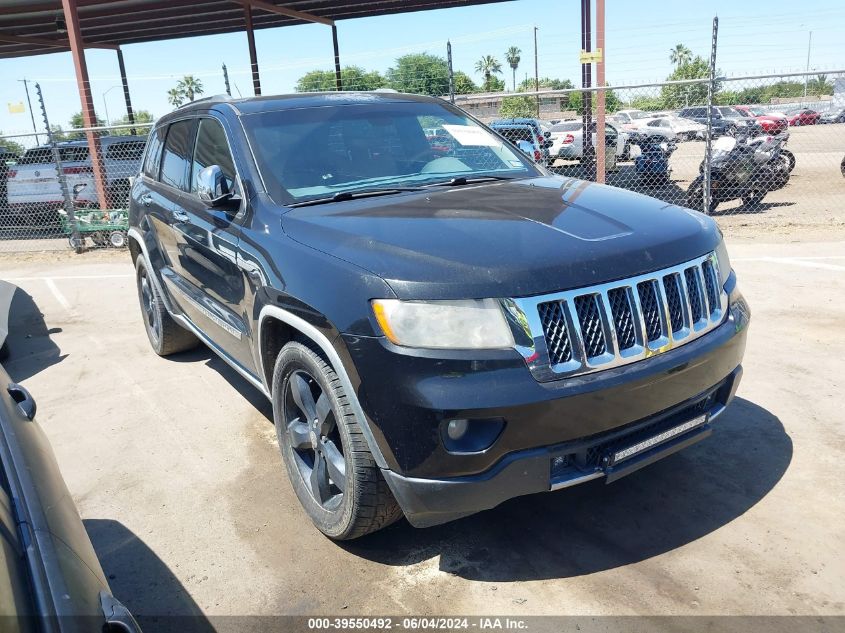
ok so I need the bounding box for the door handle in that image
[140,193,153,207]
[172,209,189,223]
[7,383,36,421]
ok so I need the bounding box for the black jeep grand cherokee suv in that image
[128,92,749,540]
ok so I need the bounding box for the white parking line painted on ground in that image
[734,256,845,272]
[44,277,75,314]
[733,255,845,262]
[2,274,133,282]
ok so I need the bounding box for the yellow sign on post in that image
[7,102,25,114]
[579,49,603,64]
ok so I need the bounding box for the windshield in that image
[718,107,738,117]
[243,101,537,205]
[630,111,653,120]
[550,121,581,132]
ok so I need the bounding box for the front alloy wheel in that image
[272,341,403,539]
[283,370,346,510]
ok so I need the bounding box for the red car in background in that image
[784,108,821,126]
[734,105,788,134]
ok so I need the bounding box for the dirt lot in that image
[1,241,844,623]
[551,123,845,242]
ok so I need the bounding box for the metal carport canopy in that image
[0,0,512,59]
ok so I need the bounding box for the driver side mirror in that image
[197,165,234,207]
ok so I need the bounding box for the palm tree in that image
[166,87,184,107]
[505,46,521,91]
[475,55,503,91]
[669,44,692,68]
[177,75,204,102]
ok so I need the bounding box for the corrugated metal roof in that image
[0,0,512,59]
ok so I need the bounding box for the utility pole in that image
[703,16,719,215]
[447,40,455,103]
[18,79,40,144]
[222,63,232,96]
[533,26,540,117]
[803,31,812,100]
[580,0,594,181]
[36,82,81,251]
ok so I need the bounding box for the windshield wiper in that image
[426,175,515,187]
[289,187,422,208]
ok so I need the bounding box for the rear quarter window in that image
[143,127,165,179]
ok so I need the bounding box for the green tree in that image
[177,75,204,102]
[386,53,450,96]
[806,74,833,96]
[167,87,184,108]
[628,95,665,111]
[475,54,503,91]
[49,125,70,142]
[518,77,573,92]
[296,66,386,92]
[505,46,521,91]
[661,55,711,108]
[567,88,622,115]
[669,44,692,68]
[111,110,155,135]
[452,71,479,95]
[66,111,106,139]
[500,95,536,118]
[0,133,25,156]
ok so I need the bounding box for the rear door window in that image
[159,120,194,191]
[143,127,165,179]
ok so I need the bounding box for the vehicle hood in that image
[281,176,721,300]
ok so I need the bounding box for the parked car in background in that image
[639,116,705,141]
[490,123,545,163]
[490,118,551,163]
[5,135,147,220]
[784,108,820,126]
[609,109,654,130]
[678,106,757,137]
[129,92,749,539]
[819,107,845,124]
[0,361,141,631]
[0,150,19,220]
[733,105,788,134]
[547,119,627,164]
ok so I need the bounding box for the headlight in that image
[371,299,514,349]
[715,238,732,286]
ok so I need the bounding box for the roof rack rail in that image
[176,94,234,109]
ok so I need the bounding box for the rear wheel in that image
[134,256,198,356]
[742,188,766,210]
[272,341,403,540]
[687,181,718,214]
[781,149,796,173]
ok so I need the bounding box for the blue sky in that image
[1,0,843,139]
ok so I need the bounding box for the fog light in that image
[446,419,469,440]
[440,417,506,454]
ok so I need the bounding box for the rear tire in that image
[134,256,198,356]
[272,341,403,540]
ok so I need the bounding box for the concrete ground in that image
[0,241,843,619]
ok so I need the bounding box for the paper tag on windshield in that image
[442,124,500,147]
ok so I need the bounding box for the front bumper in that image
[384,365,741,527]
[343,282,750,527]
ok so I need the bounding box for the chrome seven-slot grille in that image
[516,252,727,381]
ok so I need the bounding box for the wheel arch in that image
[257,304,389,470]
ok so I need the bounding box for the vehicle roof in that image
[491,117,540,123]
[157,91,449,123]
[23,135,147,152]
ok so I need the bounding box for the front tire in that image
[134,256,198,356]
[272,341,402,540]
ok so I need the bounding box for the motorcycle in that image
[746,131,795,173]
[687,133,790,213]
[631,134,677,186]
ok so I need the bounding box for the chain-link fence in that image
[455,70,845,235]
[2,69,843,252]
[0,122,152,252]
